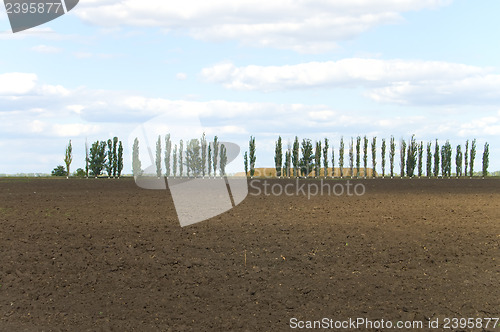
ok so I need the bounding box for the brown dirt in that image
[0,178,499,331]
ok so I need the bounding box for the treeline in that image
[132,134,229,178]
[85,137,124,178]
[52,137,125,178]
[244,135,491,178]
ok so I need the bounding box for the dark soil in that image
[0,178,499,331]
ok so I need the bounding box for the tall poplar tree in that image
[244,151,248,177]
[482,142,489,177]
[314,141,321,177]
[249,136,256,177]
[470,139,477,177]
[400,138,407,178]
[132,138,141,178]
[117,141,123,178]
[356,136,361,178]
[112,137,118,178]
[426,142,432,177]
[275,136,283,177]
[292,136,300,177]
[349,138,354,178]
[179,140,184,177]
[464,140,469,177]
[363,136,368,178]
[201,133,207,177]
[417,141,423,177]
[371,137,377,178]
[64,140,72,178]
[165,134,172,177]
[456,145,463,177]
[323,138,329,178]
[173,144,178,177]
[433,140,440,177]
[389,136,396,178]
[339,137,345,178]
[155,135,162,178]
[381,138,386,178]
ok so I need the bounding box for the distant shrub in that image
[51,165,66,177]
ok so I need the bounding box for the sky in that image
[0,0,499,175]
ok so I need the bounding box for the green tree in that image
[117,141,123,178]
[186,138,202,177]
[464,140,469,177]
[208,144,212,177]
[179,140,184,177]
[470,139,476,177]
[356,136,361,177]
[300,139,314,177]
[426,142,432,177]
[456,145,463,177]
[165,134,172,177]
[132,138,141,178]
[292,136,300,177]
[314,140,321,177]
[244,151,248,177]
[75,168,86,177]
[371,137,377,178]
[433,140,440,177]
[212,136,219,176]
[284,150,291,178]
[389,136,396,178]
[381,138,386,177]
[220,144,227,176]
[400,138,407,178]
[64,140,72,178]
[90,141,107,177]
[349,138,354,178]
[363,136,368,178]
[106,139,113,177]
[323,138,329,178]
[482,142,489,177]
[441,140,452,177]
[200,133,207,177]
[275,136,283,177]
[447,141,453,177]
[331,147,335,178]
[417,141,423,177]
[286,143,292,177]
[155,135,162,178]
[339,137,345,178]
[249,136,256,177]
[406,135,417,178]
[52,165,66,177]
[112,137,118,178]
[173,144,178,177]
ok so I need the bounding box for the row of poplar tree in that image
[243,135,490,178]
[84,137,125,177]
[54,138,125,177]
[131,134,229,178]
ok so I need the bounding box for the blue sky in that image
[0,0,499,174]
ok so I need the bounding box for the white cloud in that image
[73,52,93,59]
[31,45,62,54]
[1,72,498,174]
[0,73,37,95]
[74,0,452,53]
[73,52,122,59]
[202,59,500,105]
[0,27,64,40]
[176,72,188,80]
